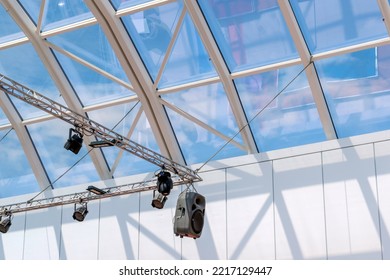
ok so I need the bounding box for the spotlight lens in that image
[73,206,88,222]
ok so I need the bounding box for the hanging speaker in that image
[173,191,206,239]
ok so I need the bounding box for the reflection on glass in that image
[0,43,64,120]
[28,119,100,188]
[236,66,326,151]
[48,24,130,82]
[158,14,217,88]
[163,83,245,165]
[38,0,93,31]
[198,0,298,72]
[88,102,159,177]
[0,4,25,44]
[290,0,388,54]
[316,46,390,138]
[53,50,134,106]
[109,0,152,10]
[121,1,183,82]
[0,129,40,198]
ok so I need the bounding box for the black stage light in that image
[157,171,173,196]
[0,215,12,234]
[151,190,168,209]
[73,204,88,222]
[64,128,83,154]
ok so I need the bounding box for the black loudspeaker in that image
[174,191,206,239]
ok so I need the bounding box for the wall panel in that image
[323,144,381,259]
[138,187,181,260]
[181,169,226,260]
[226,162,274,259]
[374,140,390,259]
[0,212,25,259]
[273,153,326,259]
[98,193,140,260]
[23,207,61,259]
[59,201,100,259]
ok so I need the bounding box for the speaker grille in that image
[191,209,204,234]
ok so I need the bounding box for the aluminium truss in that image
[0,73,202,214]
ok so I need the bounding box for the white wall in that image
[2,130,390,260]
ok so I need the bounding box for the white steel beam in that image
[0,0,112,180]
[86,0,185,165]
[184,0,258,154]
[278,0,337,140]
[378,0,390,36]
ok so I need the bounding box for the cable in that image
[195,62,312,173]
[27,101,141,203]
[0,128,13,143]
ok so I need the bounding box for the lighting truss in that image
[0,175,189,215]
[0,73,201,184]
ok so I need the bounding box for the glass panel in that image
[110,0,152,10]
[41,0,93,31]
[0,3,25,44]
[159,14,217,88]
[163,83,245,165]
[0,43,65,120]
[121,1,183,82]
[0,129,40,198]
[88,103,159,177]
[28,119,101,189]
[198,0,298,72]
[290,0,388,54]
[53,50,134,106]
[48,24,130,82]
[235,66,326,151]
[316,46,390,138]
[17,0,40,25]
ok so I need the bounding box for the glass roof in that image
[1,0,390,199]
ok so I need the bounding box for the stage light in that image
[0,213,12,234]
[151,190,168,209]
[72,203,88,222]
[157,171,173,196]
[87,185,107,195]
[64,128,83,154]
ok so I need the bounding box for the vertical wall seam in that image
[58,205,63,259]
[321,151,329,259]
[137,192,141,260]
[271,160,276,260]
[225,168,228,260]
[22,212,26,260]
[97,199,101,260]
[373,142,384,260]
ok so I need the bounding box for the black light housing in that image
[87,185,107,195]
[64,128,83,154]
[157,171,173,196]
[89,140,114,148]
[0,215,12,233]
[72,203,88,222]
[151,190,168,209]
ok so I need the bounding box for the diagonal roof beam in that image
[0,92,52,195]
[0,0,112,180]
[85,0,185,164]
[377,0,390,36]
[278,0,337,140]
[184,0,258,154]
